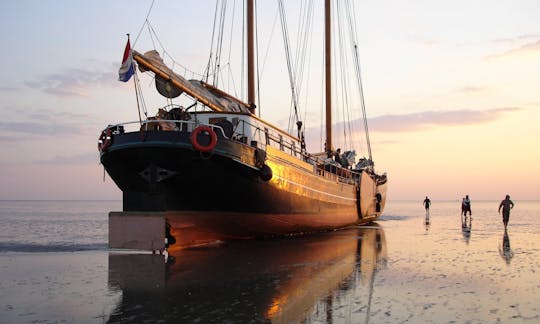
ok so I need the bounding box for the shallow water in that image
[371,201,540,323]
[0,200,119,252]
[0,200,539,323]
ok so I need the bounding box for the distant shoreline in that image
[1,199,539,202]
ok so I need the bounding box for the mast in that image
[247,0,256,114]
[324,0,332,154]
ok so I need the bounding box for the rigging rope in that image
[133,0,156,46]
[133,71,148,119]
[277,0,301,135]
[344,0,372,161]
[128,0,373,161]
[296,1,314,131]
[226,0,238,98]
[212,1,227,87]
[336,0,352,150]
[205,1,220,83]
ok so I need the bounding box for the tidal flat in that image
[0,200,539,323]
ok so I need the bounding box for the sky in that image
[0,0,539,201]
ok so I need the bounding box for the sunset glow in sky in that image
[0,0,539,201]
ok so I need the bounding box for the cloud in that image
[492,38,516,44]
[301,107,520,151]
[456,86,485,94]
[526,102,540,108]
[0,105,98,141]
[0,86,19,92]
[412,37,439,47]
[366,107,520,133]
[37,153,98,165]
[421,40,439,46]
[0,152,98,166]
[23,107,91,123]
[485,37,540,60]
[517,34,540,40]
[24,66,116,97]
[492,34,540,44]
[0,121,80,136]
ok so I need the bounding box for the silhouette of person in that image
[423,196,431,211]
[334,148,342,165]
[463,195,471,217]
[498,194,515,229]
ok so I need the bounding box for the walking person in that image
[423,196,431,213]
[423,196,431,228]
[498,194,515,229]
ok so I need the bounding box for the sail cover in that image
[134,50,251,114]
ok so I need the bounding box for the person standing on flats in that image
[463,195,472,218]
[498,194,515,229]
[423,196,431,213]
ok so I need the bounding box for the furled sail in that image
[133,50,252,114]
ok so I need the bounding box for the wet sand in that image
[1,201,539,323]
[382,202,539,323]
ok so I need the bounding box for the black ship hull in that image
[101,128,385,239]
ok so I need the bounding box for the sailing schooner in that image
[101,0,387,248]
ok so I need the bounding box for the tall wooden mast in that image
[324,0,332,154]
[247,0,256,114]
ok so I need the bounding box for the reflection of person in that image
[461,215,472,244]
[462,227,471,243]
[499,229,514,264]
[463,195,471,217]
[498,194,515,229]
[423,196,431,211]
[424,214,430,233]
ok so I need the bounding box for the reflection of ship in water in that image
[108,226,386,323]
[499,229,513,264]
[461,214,472,244]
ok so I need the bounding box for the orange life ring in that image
[98,128,112,152]
[190,125,218,152]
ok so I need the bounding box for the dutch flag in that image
[118,38,135,82]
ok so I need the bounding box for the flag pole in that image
[127,33,143,125]
[133,75,142,126]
